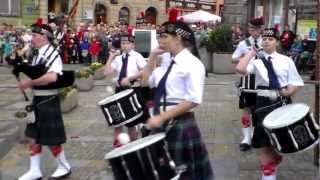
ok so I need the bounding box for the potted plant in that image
[75,68,94,91]
[196,30,212,74]
[59,85,78,113]
[89,62,105,80]
[202,25,235,74]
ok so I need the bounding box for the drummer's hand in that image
[18,79,33,91]
[120,77,131,87]
[146,115,164,129]
[109,49,120,59]
[150,47,166,58]
[279,88,290,97]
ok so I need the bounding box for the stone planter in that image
[75,76,94,91]
[199,47,213,73]
[60,88,78,113]
[93,68,105,80]
[212,53,235,74]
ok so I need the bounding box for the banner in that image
[297,19,317,41]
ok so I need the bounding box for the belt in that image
[33,89,58,96]
[257,89,279,100]
[159,102,193,113]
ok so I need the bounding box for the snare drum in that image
[263,103,319,154]
[105,133,177,180]
[239,74,256,93]
[98,89,143,127]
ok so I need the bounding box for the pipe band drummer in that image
[142,19,214,180]
[235,27,304,180]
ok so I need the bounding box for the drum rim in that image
[105,133,166,159]
[263,103,310,129]
[98,89,134,105]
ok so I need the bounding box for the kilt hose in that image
[166,112,214,180]
[25,95,66,145]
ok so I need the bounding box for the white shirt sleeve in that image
[148,69,158,88]
[246,58,256,74]
[287,59,304,86]
[135,53,147,70]
[232,41,246,60]
[184,63,205,104]
[111,56,121,71]
[46,52,63,75]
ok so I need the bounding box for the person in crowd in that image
[232,25,246,48]
[17,21,72,180]
[141,19,214,180]
[280,24,295,55]
[236,28,303,180]
[89,36,101,63]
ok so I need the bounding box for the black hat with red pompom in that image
[31,18,54,39]
[159,8,194,43]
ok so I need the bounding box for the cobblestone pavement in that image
[0,65,319,180]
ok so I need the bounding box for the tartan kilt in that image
[115,86,151,127]
[25,95,66,145]
[251,96,291,148]
[165,112,214,180]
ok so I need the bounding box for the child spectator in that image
[89,36,101,63]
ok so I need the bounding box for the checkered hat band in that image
[263,29,275,37]
[176,28,191,39]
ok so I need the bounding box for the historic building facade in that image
[0,0,222,27]
[223,0,316,32]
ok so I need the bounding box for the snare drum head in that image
[263,103,309,129]
[98,89,133,105]
[105,133,166,160]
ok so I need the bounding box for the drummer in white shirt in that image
[232,17,263,152]
[104,33,148,148]
[142,20,213,180]
[236,28,304,180]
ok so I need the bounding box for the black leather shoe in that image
[239,143,251,151]
[48,170,71,180]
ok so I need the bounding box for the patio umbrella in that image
[177,10,221,23]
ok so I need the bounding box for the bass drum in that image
[98,89,143,127]
[263,103,319,154]
[105,133,178,180]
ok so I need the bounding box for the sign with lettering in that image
[167,0,215,12]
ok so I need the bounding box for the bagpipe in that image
[11,45,75,94]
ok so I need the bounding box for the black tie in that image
[118,53,129,85]
[153,59,175,114]
[265,56,280,89]
[254,39,259,49]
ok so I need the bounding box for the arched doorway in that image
[94,3,107,24]
[118,7,130,24]
[145,7,157,25]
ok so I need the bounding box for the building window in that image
[0,0,20,16]
[119,7,130,24]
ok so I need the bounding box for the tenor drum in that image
[263,103,319,154]
[98,89,143,127]
[105,133,177,180]
[239,74,256,93]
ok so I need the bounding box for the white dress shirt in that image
[246,51,304,88]
[32,44,62,75]
[232,36,263,61]
[111,49,147,80]
[149,48,205,104]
